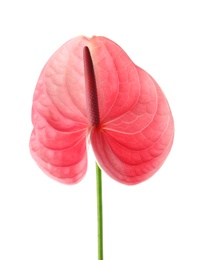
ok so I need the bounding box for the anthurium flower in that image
[30,36,174,185]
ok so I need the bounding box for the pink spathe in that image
[29,36,174,185]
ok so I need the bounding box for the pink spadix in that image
[83,46,100,127]
[29,36,174,185]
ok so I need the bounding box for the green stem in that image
[96,162,103,260]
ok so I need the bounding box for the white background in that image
[1,0,206,259]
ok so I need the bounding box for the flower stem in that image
[96,162,103,260]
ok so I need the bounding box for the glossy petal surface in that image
[30,36,174,185]
[30,36,90,184]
